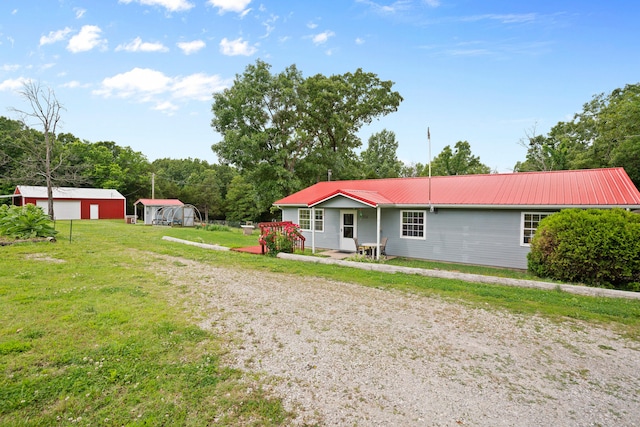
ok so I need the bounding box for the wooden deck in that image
[231,245,264,255]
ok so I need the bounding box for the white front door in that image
[90,204,99,219]
[339,210,357,251]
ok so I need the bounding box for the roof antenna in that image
[428,127,434,212]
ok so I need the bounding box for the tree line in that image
[1,61,638,222]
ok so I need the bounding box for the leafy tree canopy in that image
[359,129,404,178]
[151,158,237,220]
[515,83,640,187]
[211,60,403,210]
[224,175,263,223]
[428,141,491,176]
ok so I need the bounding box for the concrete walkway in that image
[162,236,640,300]
[278,252,640,301]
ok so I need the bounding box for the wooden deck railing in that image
[258,221,306,254]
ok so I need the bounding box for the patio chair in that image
[379,237,388,257]
[353,237,365,255]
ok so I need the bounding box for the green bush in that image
[0,204,58,239]
[527,208,640,291]
[195,223,232,232]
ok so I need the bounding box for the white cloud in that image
[356,0,439,15]
[307,22,318,29]
[312,31,335,45]
[116,37,169,52]
[93,68,230,112]
[355,0,410,14]
[219,37,257,56]
[62,80,91,89]
[261,14,278,38]
[67,25,106,53]
[40,27,73,46]
[177,39,206,55]
[94,68,171,99]
[461,13,538,24]
[208,0,251,14]
[118,0,194,12]
[0,77,29,92]
[153,100,179,113]
[75,8,87,19]
[2,64,21,72]
[355,37,365,45]
[172,73,229,100]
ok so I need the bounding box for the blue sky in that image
[1,0,639,173]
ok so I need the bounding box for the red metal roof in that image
[274,168,640,208]
[134,198,184,206]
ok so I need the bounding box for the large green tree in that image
[0,117,151,213]
[224,175,262,223]
[429,141,491,176]
[359,130,404,178]
[211,60,403,212]
[515,83,640,186]
[0,117,30,196]
[400,162,427,178]
[151,158,235,220]
[63,139,150,211]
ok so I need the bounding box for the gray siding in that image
[282,207,341,250]
[281,205,538,269]
[381,208,531,269]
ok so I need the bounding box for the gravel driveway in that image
[154,255,640,426]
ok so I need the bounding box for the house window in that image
[521,212,552,245]
[314,209,324,232]
[299,208,324,232]
[401,210,426,239]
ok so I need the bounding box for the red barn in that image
[14,186,126,220]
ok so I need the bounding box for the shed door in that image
[339,210,358,252]
[90,204,99,219]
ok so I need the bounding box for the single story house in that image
[133,199,184,225]
[14,186,126,220]
[273,167,640,269]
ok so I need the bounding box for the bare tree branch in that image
[8,81,65,219]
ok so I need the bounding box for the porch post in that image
[311,206,316,254]
[376,205,381,260]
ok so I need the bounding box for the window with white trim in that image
[400,210,426,239]
[299,208,324,232]
[521,212,552,245]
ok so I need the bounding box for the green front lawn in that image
[1,220,639,425]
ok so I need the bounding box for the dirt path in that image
[154,255,640,426]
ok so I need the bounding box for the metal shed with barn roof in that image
[133,198,185,225]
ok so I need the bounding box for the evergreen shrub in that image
[527,208,640,291]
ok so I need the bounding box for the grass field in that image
[2,220,639,425]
